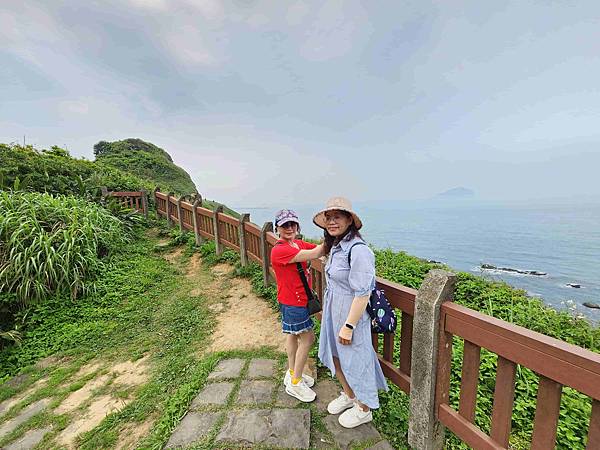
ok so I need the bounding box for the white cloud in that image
[0,4,64,70]
[298,0,370,62]
[59,100,90,115]
[135,119,350,205]
[127,0,169,11]
[164,25,220,66]
[286,1,310,26]
[3,0,600,205]
[405,149,434,163]
[181,0,225,21]
[247,13,270,29]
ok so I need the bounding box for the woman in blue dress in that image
[313,197,388,428]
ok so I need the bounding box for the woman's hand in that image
[338,326,353,345]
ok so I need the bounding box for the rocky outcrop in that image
[480,264,547,276]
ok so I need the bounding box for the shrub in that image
[0,191,127,305]
[0,143,154,200]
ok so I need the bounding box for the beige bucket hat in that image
[313,197,363,230]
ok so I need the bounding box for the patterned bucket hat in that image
[274,209,300,227]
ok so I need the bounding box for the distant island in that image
[432,186,475,200]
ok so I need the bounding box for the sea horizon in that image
[234,199,600,323]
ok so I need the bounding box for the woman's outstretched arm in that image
[289,243,325,263]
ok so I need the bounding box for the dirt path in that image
[205,263,286,354]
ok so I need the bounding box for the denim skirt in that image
[280,304,313,335]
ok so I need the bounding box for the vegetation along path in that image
[0,231,394,449]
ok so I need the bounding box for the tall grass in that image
[0,191,127,305]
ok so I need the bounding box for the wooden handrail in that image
[436,301,600,449]
[442,302,600,397]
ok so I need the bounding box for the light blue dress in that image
[318,235,388,409]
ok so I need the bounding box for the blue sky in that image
[1,1,599,206]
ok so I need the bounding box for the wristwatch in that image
[344,323,354,330]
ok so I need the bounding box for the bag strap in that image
[347,242,367,266]
[296,262,313,300]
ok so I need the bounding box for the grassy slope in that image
[0,144,154,196]
[0,231,218,448]
[94,139,197,195]
[0,142,240,217]
[1,230,332,449]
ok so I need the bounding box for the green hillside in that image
[93,138,197,195]
[0,144,154,198]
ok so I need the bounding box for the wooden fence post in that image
[140,190,148,218]
[166,192,174,226]
[408,269,457,450]
[154,186,160,219]
[260,222,273,286]
[212,205,224,255]
[238,213,250,267]
[177,197,184,232]
[192,199,204,245]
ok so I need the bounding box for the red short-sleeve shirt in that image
[271,239,317,306]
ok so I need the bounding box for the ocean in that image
[236,201,600,323]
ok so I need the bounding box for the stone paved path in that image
[0,398,52,449]
[165,357,395,449]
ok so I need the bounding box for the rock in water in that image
[583,302,600,309]
[480,264,547,276]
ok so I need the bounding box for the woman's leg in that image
[332,356,354,397]
[293,329,315,379]
[332,357,370,411]
[286,334,298,372]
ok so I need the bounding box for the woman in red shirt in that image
[271,209,324,402]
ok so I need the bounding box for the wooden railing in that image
[435,303,600,449]
[101,187,148,217]
[154,189,600,449]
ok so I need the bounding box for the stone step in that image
[0,399,50,440]
[3,426,52,450]
[236,380,275,405]
[207,358,245,380]
[163,357,393,449]
[190,382,234,408]
[164,412,221,449]
[247,358,276,378]
[216,408,310,449]
[323,414,382,450]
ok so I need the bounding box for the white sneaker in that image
[327,391,356,414]
[285,379,316,402]
[338,403,373,428]
[284,371,315,388]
